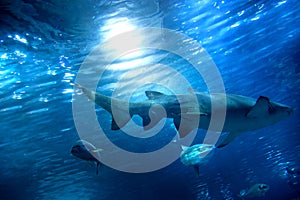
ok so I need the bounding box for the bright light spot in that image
[47,70,57,76]
[63,72,75,79]
[238,10,245,16]
[251,16,260,21]
[14,50,27,58]
[0,53,7,59]
[105,32,143,58]
[12,92,22,100]
[101,17,136,40]
[230,23,240,28]
[109,54,149,70]
[39,97,49,102]
[14,34,28,44]
[276,0,286,7]
[62,88,74,94]
[99,17,146,69]
[27,108,49,115]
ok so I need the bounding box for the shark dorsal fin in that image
[145,91,165,100]
[173,116,198,138]
[246,96,272,118]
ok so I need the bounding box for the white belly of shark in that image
[75,83,293,148]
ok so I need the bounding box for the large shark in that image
[74,83,293,147]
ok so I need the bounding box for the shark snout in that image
[71,145,81,155]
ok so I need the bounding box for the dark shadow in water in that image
[0,176,34,200]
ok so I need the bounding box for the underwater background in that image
[0,0,300,199]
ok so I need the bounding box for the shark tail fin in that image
[140,104,167,130]
[74,82,132,130]
[74,83,97,102]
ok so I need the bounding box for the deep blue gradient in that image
[0,0,300,199]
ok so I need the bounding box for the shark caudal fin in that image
[74,83,97,102]
[74,83,131,130]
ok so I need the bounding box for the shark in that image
[74,83,293,148]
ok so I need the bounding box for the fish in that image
[180,144,215,176]
[238,183,269,199]
[71,139,103,175]
[74,83,293,147]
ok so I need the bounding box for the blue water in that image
[1,0,300,199]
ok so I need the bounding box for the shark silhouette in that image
[74,83,293,148]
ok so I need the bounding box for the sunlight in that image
[100,17,145,69]
[101,17,137,39]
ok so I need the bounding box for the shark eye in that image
[259,185,267,190]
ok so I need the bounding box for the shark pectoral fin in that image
[217,132,241,148]
[143,115,160,130]
[143,104,166,130]
[246,96,271,118]
[142,115,151,127]
[193,164,200,176]
[111,118,121,130]
[173,116,197,138]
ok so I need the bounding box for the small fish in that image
[180,144,215,176]
[71,140,103,175]
[238,183,269,199]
